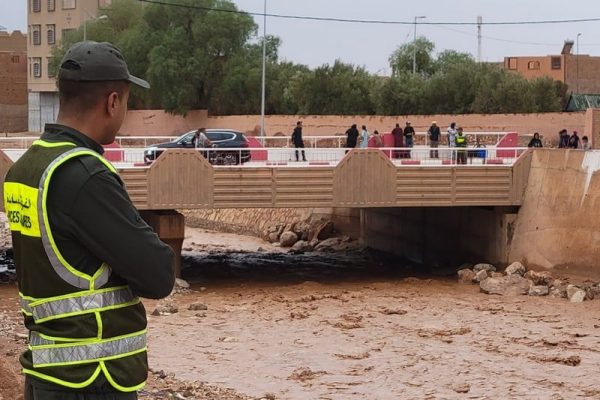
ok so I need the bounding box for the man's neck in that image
[56,113,103,145]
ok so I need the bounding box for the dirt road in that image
[2,228,600,399]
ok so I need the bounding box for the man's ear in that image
[106,92,119,116]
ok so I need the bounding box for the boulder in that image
[457,269,476,284]
[309,238,320,248]
[280,231,299,247]
[315,237,347,252]
[174,278,190,289]
[549,284,568,299]
[292,221,311,241]
[188,302,208,311]
[528,285,549,296]
[283,222,296,233]
[567,285,586,303]
[474,270,489,283]
[524,270,553,286]
[308,219,334,241]
[505,261,527,276]
[268,232,280,243]
[290,240,313,253]
[473,263,496,273]
[480,275,532,296]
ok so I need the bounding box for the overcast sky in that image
[2,0,600,74]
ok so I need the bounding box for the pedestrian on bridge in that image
[392,123,404,158]
[4,41,175,400]
[428,121,441,159]
[360,125,369,149]
[345,124,359,153]
[455,127,468,164]
[292,121,307,161]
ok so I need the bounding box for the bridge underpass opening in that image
[360,206,520,268]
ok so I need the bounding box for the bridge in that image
[0,137,535,274]
[0,145,531,210]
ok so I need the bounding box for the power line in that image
[138,0,600,26]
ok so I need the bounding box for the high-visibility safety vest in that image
[4,140,148,392]
[455,135,467,148]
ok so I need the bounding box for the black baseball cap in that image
[59,41,150,89]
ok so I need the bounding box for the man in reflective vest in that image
[4,41,175,399]
[455,127,468,165]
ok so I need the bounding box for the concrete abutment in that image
[140,210,185,277]
[360,206,518,268]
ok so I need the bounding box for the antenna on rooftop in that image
[477,16,482,63]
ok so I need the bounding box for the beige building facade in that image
[503,41,600,95]
[27,0,111,131]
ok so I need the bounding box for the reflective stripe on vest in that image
[23,287,138,323]
[30,330,147,367]
[36,145,118,290]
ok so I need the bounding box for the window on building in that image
[551,57,562,70]
[32,25,41,45]
[61,28,75,42]
[62,0,76,9]
[507,57,517,70]
[32,0,41,12]
[48,58,55,78]
[527,61,540,70]
[47,25,56,45]
[33,58,42,78]
[48,0,56,11]
[11,56,20,64]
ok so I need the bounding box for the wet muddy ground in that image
[2,228,600,399]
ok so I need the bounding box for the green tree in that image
[288,61,377,115]
[388,37,435,77]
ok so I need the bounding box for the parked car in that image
[143,129,251,165]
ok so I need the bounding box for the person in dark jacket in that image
[427,121,441,159]
[345,124,359,153]
[558,129,569,148]
[568,131,580,149]
[528,132,543,148]
[392,123,404,158]
[292,121,306,161]
[5,41,175,400]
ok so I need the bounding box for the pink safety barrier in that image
[245,136,268,161]
[103,141,124,162]
[496,132,518,158]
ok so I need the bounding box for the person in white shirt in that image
[447,122,457,148]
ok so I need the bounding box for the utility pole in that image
[412,16,426,74]
[577,33,581,93]
[260,0,267,137]
[477,16,483,63]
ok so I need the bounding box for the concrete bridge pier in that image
[360,206,519,268]
[140,210,185,278]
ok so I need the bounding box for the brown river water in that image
[2,228,600,399]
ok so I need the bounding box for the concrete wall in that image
[361,207,517,267]
[182,207,360,239]
[509,149,600,272]
[120,110,588,147]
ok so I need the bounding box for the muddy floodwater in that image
[147,229,600,399]
[2,228,600,399]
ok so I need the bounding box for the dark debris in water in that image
[180,248,437,284]
[0,249,16,283]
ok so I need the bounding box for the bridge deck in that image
[121,149,530,209]
[0,148,532,210]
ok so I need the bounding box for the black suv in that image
[143,129,251,165]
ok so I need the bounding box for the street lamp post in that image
[260,0,267,137]
[577,33,582,94]
[412,16,426,74]
[83,14,108,41]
